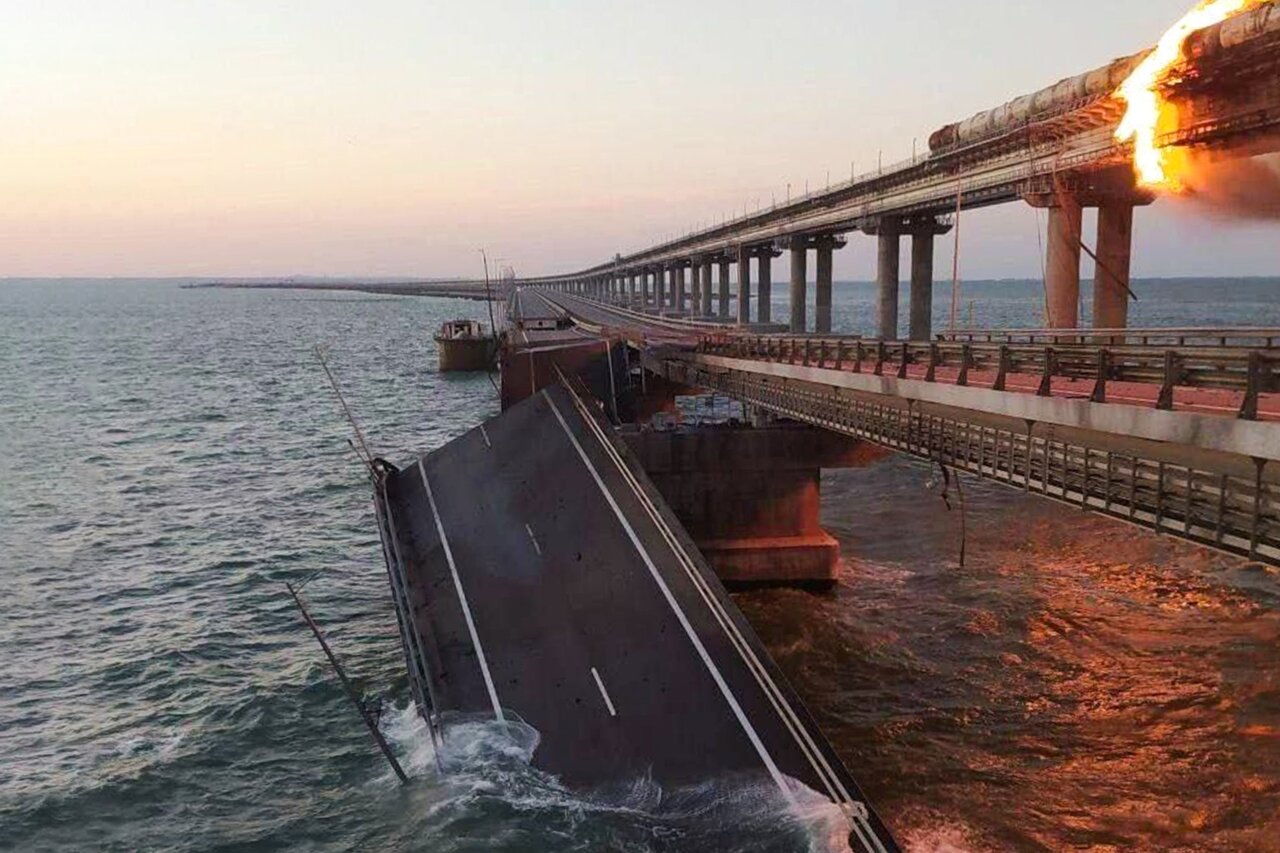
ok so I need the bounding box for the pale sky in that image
[3,1,1277,279]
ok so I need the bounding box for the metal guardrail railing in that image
[939,327,1280,348]
[700,335,1279,420]
[662,358,1280,567]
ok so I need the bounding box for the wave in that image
[378,702,862,853]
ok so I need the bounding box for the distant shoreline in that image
[183,280,496,301]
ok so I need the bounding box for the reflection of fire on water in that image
[1115,0,1267,191]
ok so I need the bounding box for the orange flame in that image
[1115,0,1265,191]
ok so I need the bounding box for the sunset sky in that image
[4,0,1277,279]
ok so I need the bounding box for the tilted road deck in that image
[375,381,899,852]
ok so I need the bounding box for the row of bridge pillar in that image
[544,193,1141,339]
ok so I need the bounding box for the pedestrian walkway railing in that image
[699,335,1279,420]
[659,357,1280,567]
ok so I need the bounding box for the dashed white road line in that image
[525,523,542,556]
[542,389,796,808]
[590,667,617,717]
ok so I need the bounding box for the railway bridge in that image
[521,3,1280,341]
[371,9,1280,850]
[517,286,1280,569]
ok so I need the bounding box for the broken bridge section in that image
[374,381,900,853]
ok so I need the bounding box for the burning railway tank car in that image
[1185,1,1280,61]
[928,51,1149,153]
[928,1,1280,156]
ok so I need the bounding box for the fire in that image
[1115,0,1265,190]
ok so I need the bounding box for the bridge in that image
[369,8,1280,851]
[520,3,1280,342]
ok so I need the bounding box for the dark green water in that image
[2,279,1278,852]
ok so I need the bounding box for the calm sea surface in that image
[2,278,1279,852]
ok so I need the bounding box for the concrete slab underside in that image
[379,383,899,852]
[621,425,884,585]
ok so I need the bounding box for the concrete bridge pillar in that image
[875,224,901,340]
[675,264,687,312]
[814,235,843,335]
[718,259,731,319]
[700,259,714,317]
[737,246,752,325]
[1095,203,1134,330]
[696,258,706,315]
[628,272,637,305]
[1046,201,1083,329]
[789,242,808,333]
[758,253,773,324]
[908,218,951,341]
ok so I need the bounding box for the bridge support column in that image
[908,218,951,341]
[621,424,886,586]
[875,225,901,340]
[718,259,731,319]
[814,235,841,335]
[737,246,752,324]
[690,262,702,315]
[1046,201,1083,329]
[701,259,713,317]
[675,265,686,312]
[789,242,807,333]
[758,254,772,324]
[1095,203,1133,331]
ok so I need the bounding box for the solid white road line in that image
[525,523,542,556]
[418,459,505,722]
[590,667,618,717]
[479,424,492,448]
[543,389,797,808]
[560,379,890,852]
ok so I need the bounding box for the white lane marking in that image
[525,523,542,556]
[560,380,889,852]
[417,459,505,722]
[479,424,492,448]
[543,390,797,808]
[590,667,617,717]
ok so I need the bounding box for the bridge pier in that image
[675,264,687,313]
[758,251,773,324]
[1095,203,1134,331]
[701,258,714,317]
[908,218,951,341]
[737,246,752,324]
[873,222,901,340]
[718,258,731,319]
[1046,201,1083,329]
[789,240,807,333]
[621,423,884,586]
[690,261,703,316]
[814,235,844,334]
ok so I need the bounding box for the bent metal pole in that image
[286,581,410,784]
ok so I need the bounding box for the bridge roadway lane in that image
[383,382,898,852]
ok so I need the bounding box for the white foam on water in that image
[377,700,877,852]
